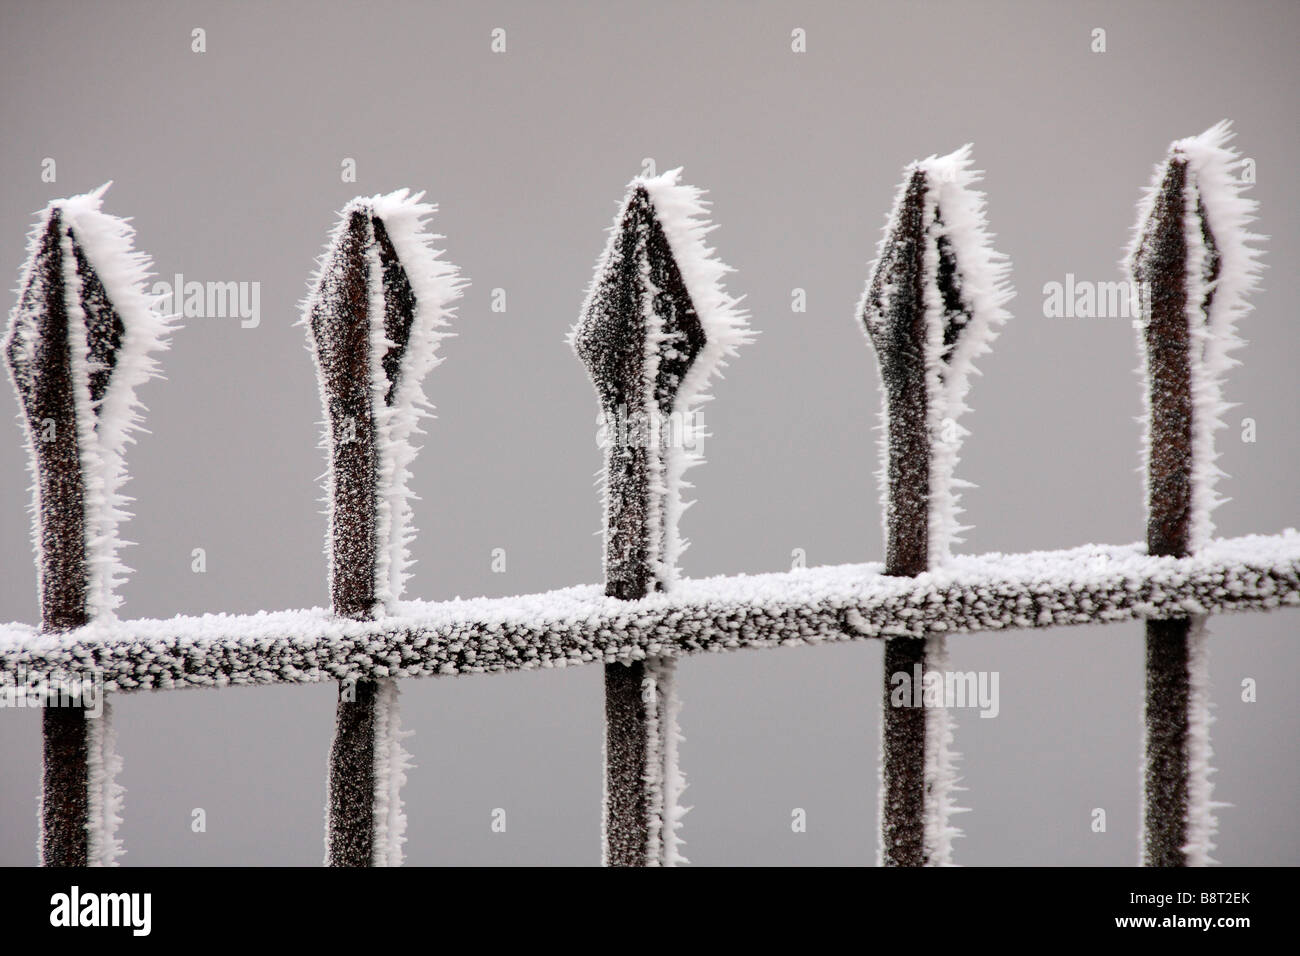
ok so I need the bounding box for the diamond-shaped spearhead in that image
[572,174,748,600]
[573,184,707,419]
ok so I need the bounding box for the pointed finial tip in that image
[916,144,981,187]
[42,182,115,221]
[629,165,685,193]
[374,186,422,207]
[1171,119,1237,158]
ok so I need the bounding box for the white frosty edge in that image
[370,677,412,866]
[641,659,665,865]
[917,146,1014,565]
[370,189,463,607]
[1183,617,1220,865]
[638,169,753,588]
[1126,120,1265,551]
[661,662,688,866]
[86,701,125,866]
[364,236,396,606]
[643,655,688,866]
[922,634,963,865]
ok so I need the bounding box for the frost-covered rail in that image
[2,532,1295,691]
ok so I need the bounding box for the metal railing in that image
[1,124,1290,867]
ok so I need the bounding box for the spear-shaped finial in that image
[857,147,1012,866]
[572,169,750,866]
[1128,121,1263,867]
[6,184,172,866]
[304,189,463,866]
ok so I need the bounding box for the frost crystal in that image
[371,678,412,866]
[87,701,125,866]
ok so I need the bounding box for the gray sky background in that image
[0,0,1296,865]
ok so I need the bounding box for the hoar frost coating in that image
[86,702,125,866]
[6,533,1292,692]
[370,678,412,866]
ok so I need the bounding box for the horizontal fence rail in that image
[3,532,1295,691]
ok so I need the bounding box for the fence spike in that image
[304,189,463,866]
[5,185,171,865]
[857,147,1012,866]
[1129,121,1263,867]
[572,169,750,866]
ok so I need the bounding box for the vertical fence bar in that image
[7,188,167,865]
[307,191,462,866]
[310,207,381,867]
[1131,123,1261,866]
[859,149,1011,866]
[577,182,694,868]
[12,210,93,865]
[1135,156,1196,868]
[871,170,933,866]
[573,171,748,866]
